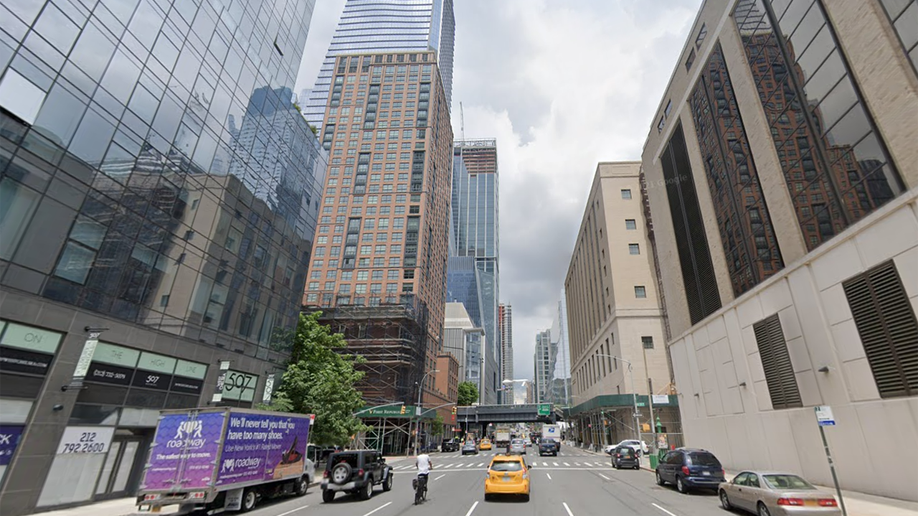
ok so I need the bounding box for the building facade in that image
[446,255,484,329]
[451,139,500,403]
[302,0,455,130]
[565,162,671,446]
[0,0,326,513]
[303,50,454,410]
[498,302,513,403]
[641,0,918,500]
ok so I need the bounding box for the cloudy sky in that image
[295,0,702,384]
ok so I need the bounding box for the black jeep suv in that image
[441,439,459,452]
[321,450,393,503]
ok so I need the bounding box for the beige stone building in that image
[565,163,672,449]
[640,0,918,500]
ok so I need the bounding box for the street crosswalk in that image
[389,455,614,471]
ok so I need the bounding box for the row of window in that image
[575,335,655,391]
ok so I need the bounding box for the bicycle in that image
[412,474,428,505]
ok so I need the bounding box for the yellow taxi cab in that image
[484,454,530,501]
[479,438,492,451]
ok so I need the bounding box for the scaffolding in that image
[313,297,430,405]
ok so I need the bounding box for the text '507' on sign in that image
[815,406,836,426]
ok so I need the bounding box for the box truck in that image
[542,423,561,449]
[494,426,511,447]
[137,407,315,513]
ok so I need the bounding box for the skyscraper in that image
[533,330,554,404]
[0,0,325,512]
[451,139,500,402]
[498,302,513,403]
[303,0,455,130]
[303,50,454,411]
[548,293,571,406]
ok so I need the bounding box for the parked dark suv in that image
[321,450,393,503]
[441,440,459,452]
[655,448,725,494]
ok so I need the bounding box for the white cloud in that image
[452,0,700,382]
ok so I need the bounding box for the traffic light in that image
[451,406,457,415]
[400,405,407,414]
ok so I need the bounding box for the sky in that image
[295,0,702,386]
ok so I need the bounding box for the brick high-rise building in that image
[498,303,513,403]
[304,51,453,409]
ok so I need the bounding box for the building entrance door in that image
[94,434,144,500]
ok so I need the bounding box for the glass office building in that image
[0,1,325,513]
[302,0,455,129]
[451,139,500,402]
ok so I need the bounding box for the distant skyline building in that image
[533,330,554,404]
[548,293,572,406]
[498,303,513,403]
[446,256,484,328]
[451,138,500,402]
[303,0,456,130]
[443,302,486,391]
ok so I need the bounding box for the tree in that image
[261,312,367,446]
[430,413,444,438]
[457,381,479,406]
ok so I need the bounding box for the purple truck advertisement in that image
[141,410,310,492]
[215,412,310,486]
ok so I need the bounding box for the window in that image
[879,0,918,73]
[53,217,107,284]
[753,314,802,409]
[642,336,654,350]
[621,189,632,200]
[629,244,640,255]
[625,219,637,230]
[634,286,646,298]
[843,261,918,398]
[661,124,722,324]
[685,48,696,71]
[0,178,40,260]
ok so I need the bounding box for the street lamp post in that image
[410,369,439,455]
[593,354,640,444]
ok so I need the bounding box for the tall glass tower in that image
[451,139,499,403]
[302,0,455,129]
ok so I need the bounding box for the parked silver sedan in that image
[718,471,841,516]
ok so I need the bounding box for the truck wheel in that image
[240,488,257,512]
[294,476,309,496]
[322,490,335,503]
[383,473,393,492]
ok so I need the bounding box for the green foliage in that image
[457,381,479,406]
[430,413,444,437]
[260,312,367,446]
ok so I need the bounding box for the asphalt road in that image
[237,448,728,516]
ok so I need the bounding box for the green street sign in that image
[359,405,414,418]
[538,404,551,416]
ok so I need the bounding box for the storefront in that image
[0,315,280,514]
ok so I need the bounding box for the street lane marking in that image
[598,473,610,480]
[574,462,581,466]
[477,463,484,467]
[277,505,309,516]
[553,462,559,466]
[546,473,552,480]
[563,502,574,516]
[652,503,678,516]
[466,463,474,468]
[563,462,570,466]
[362,501,392,516]
[465,501,479,516]
[434,474,445,481]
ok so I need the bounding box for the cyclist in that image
[414,452,432,503]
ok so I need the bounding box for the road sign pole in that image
[815,406,847,516]
[819,425,847,516]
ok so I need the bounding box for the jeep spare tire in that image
[331,463,352,485]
